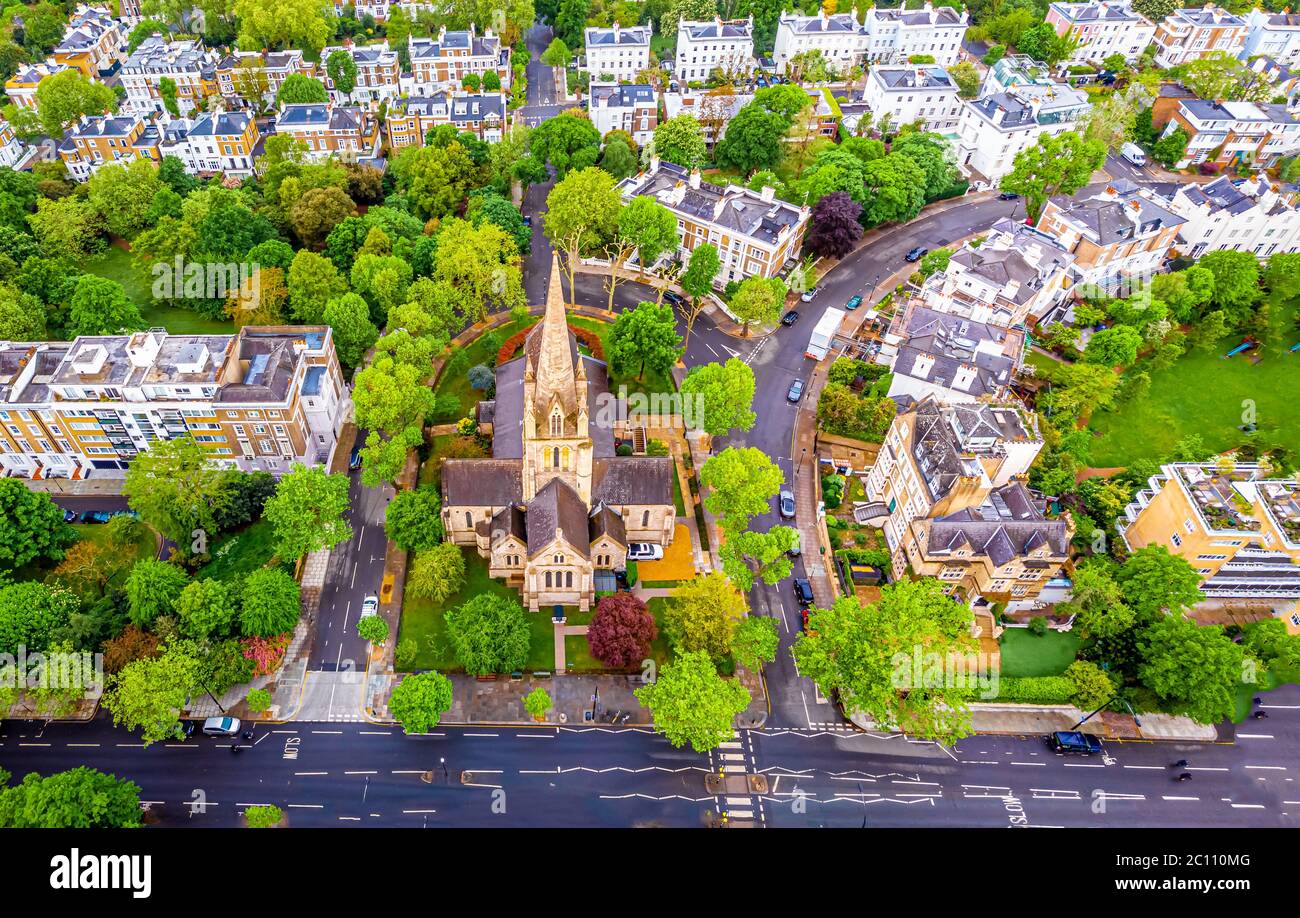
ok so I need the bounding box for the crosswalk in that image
[708,733,765,826]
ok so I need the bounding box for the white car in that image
[800,287,818,303]
[202,716,242,737]
[626,543,664,561]
[361,595,379,617]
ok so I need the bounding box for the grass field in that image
[13,521,156,597]
[1087,296,1300,468]
[197,518,282,584]
[84,246,237,336]
[998,628,1083,678]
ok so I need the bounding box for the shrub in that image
[523,687,551,719]
[822,474,845,509]
[245,804,283,828]
[587,593,657,668]
[395,637,420,670]
[1027,616,1049,636]
[357,614,389,644]
[246,688,272,713]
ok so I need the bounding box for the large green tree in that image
[262,464,353,561]
[608,300,683,381]
[635,650,751,752]
[544,166,621,300]
[0,480,75,574]
[384,486,444,552]
[654,115,708,170]
[389,670,454,734]
[444,593,530,675]
[0,766,143,828]
[1116,545,1203,618]
[679,358,757,438]
[700,446,784,532]
[1138,615,1245,725]
[662,570,746,661]
[123,436,232,546]
[102,644,201,746]
[1000,131,1107,222]
[125,558,190,628]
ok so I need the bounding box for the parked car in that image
[349,444,363,470]
[787,379,804,403]
[62,509,77,523]
[793,578,814,607]
[787,530,802,557]
[662,290,687,309]
[1047,731,1103,755]
[177,719,197,740]
[904,246,928,262]
[998,191,1020,201]
[800,286,818,302]
[781,310,800,327]
[79,510,112,524]
[627,542,664,561]
[778,489,796,519]
[845,294,862,310]
[361,595,379,617]
[522,215,533,227]
[202,716,242,737]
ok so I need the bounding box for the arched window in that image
[552,447,560,467]
[465,511,473,528]
[562,446,570,467]
[545,571,553,588]
[642,510,650,527]
[565,571,573,588]
[550,410,562,436]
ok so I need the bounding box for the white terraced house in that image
[1243,8,1300,68]
[120,34,218,116]
[863,64,963,133]
[1165,173,1300,259]
[583,22,652,82]
[1044,0,1156,65]
[1152,3,1248,67]
[675,16,755,82]
[320,43,401,102]
[862,2,969,65]
[773,10,862,74]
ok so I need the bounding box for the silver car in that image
[779,489,796,519]
[202,716,242,737]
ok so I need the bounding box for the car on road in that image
[787,530,801,557]
[781,309,800,326]
[627,542,664,561]
[998,191,1019,201]
[845,294,862,310]
[778,488,796,519]
[1120,142,1146,167]
[62,509,77,523]
[662,290,687,309]
[1047,731,1103,755]
[79,510,113,524]
[904,246,928,262]
[361,595,379,617]
[522,215,533,227]
[793,578,814,608]
[202,716,242,737]
[349,444,362,471]
[177,719,197,740]
[787,379,804,403]
[800,286,819,302]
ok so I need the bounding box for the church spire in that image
[533,251,578,418]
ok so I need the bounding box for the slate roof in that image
[585,25,653,46]
[527,478,592,558]
[1176,176,1258,215]
[442,458,523,506]
[588,503,627,546]
[1050,180,1185,244]
[894,307,1018,399]
[450,93,504,124]
[872,66,956,91]
[1048,1,1147,23]
[680,19,753,40]
[491,503,528,544]
[778,12,860,35]
[909,398,1035,502]
[592,458,674,506]
[929,483,1070,563]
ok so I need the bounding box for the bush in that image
[245,804,283,828]
[1027,616,1049,636]
[357,614,389,644]
[246,688,272,713]
[838,547,890,568]
[523,687,551,719]
[822,474,845,509]
[646,439,670,457]
[991,676,1076,704]
[395,637,420,670]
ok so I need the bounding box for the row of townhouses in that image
[773,5,970,74]
[0,327,347,480]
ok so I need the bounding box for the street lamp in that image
[440,756,448,783]
[866,273,882,306]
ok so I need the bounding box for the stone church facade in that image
[440,256,676,611]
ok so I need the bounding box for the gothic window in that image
[562,446,570,467]
[545,571,553,588]
[642,510,650,527]
[553,447,560,467]
[565,571,573,588]
[465,511,473,528]
[554,554,564,564]
[550,410,562,436]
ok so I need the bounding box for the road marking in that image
[1062,762,1104,768]
[464,733,499,737]
[1123,765,1164,770]
[66,743,100,747]
[287,804,325,809]
[1187,767,1230,772]
[1244,765,1287,771]
[1230,803,1266,810]
[515,733,554,738]
[345,770,378,775]
[1162,796,1199,801]
[1010,761,1046,766]
[403,809,438,814]
[295,771,328,776]
[1237,733,1274,739]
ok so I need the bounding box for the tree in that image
[125,558,189,628]
[635,650,751,752]
[1116,545,1203,618]
[715,103,787,174]
[1199,249,1261,317]
[286,250,348,324]
[1180,51,1271,104]
[0,767,142,828]
[523,686,551,720]
[806,191,863,259]
[861,153,927,226]
[275,73,329,106]
[663,570,746,661]
[1000,131,1108,222]
[719,526,797,592]
[1139,615,1244,724]
[34,69,116,138]
[599,137,637,179]
[102,645,200,746]
[67,275,145,337]
[235,0,334,56]
[890,133,958,200]
[0,582,77,657]
[606,194,677,309]
[1063,564,1134,640]
[587,593,657,668]
[27,196,105,261]
[244,803,283,827]
[1151,127,1189,168]
[0,480,75,574]
[326,49,358,99]
[470,191,530,256]
[679,358,757,438]
[1083,324,1142,367]
[608,300,683,381]
[654,115,708,169]
[544,166,621,301]
[290,185,356,250]
[529,110,601,178]
[124,437,232,546]
[793,579,977,744]
[87,158,164,240]
[357,614,389,645]
[540,37,570,68]
[679,243,721,343]
[263,464,353,561]
[728,275,786,336]
[176,578,238,639]
[382,487,443,553]
[949,59,981,99]
[445,593,529,675]
[1132,0,1175,20]
[352,356,435,435]
[390,671,454,733]
[430,217,526,323]
[239,568,301,637]
[1015,21,1076,65]
[322,292,379,368]
[1064,659,1115,711]
[701,447,784,532]
[730,615,779,671]
[406,542,467,604]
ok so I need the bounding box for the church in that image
[440,255,677,612]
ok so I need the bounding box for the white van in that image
[1121,142,1146,167]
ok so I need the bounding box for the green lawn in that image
[13,521,156,598]
[84,246,236,336]
[1087,295,1300,467]
[196,518,281,584]
[566,315,677,399]
[397,548,555,673]
[999,628,1083,678]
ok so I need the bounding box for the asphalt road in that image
[518,21,576,128]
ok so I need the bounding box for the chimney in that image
[614,22,621,40]
[953,364,978,392]
[760,184,775,203]
[911,352,935,379]
[650,154,660,173]
[689,168,701,189]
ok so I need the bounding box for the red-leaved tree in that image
[587,593,657,669]
[806,191,864,259]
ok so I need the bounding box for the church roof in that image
[491,504,527,543]
[525,253,582,420]
[442,458,522,506]
[589,503,627,545]
[526,478,592,558]
[592,457,674,506]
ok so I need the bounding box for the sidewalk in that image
[790,359,839,610]
[846,704,1220,742]
[24,475,125,495]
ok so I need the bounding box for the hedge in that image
[496,323,606,366]
[990,675,1076,705]
[838,547,890,568]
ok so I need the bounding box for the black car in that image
[781,310,800,327]
[349,443,362,471]
[663,290,687,309]
[904,246,928,262]
[998,191,1020,201]
[62,509,77,523]
[793,578,814,607]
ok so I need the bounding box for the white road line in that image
[1230,803,1266,810]
[1123,765,1164,770]
[287,804,325,809]
[66,743,100,747]
[295,771,329,776]
[1063,762,1104,768]
[1244,765,1287,771]
[345,770,378,775]
[515,733,554,738]
[1187,767,1230,772]
[1237,733,1274,739]
[464,733,499,737]
[1163,796,1199,801]
[1011,761,1046,766]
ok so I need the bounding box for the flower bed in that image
[496,323,605,366]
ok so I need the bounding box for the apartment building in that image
[51,5,124,77]
[58,113,161,181]
[386,91,509,147]
[320,43,401,103]
[407,27,511,94]
[582,22,652,82]
[1157,97,1300,170]
[121,34,219,116]
[663,88,747,145]
[1165,172,1300,259]
[1036,180,1185,294]
[274,103,380,162]
[861,397,1068,607]
[884,306,1024,405]
[1243,9,1300,68]
[216,50,317,107]
[918,218,1075,328]
[1119,462,1300,610]
[675,16,755,82]
[159,110,260,177]
[589,83,658,146]
[0,117,30,169]
[863,64,963,133]
[1153,4,1248,67]
[5,62,71,110]
[862,2,969,65]
[0,327,347,478]
[614,159,809,285]
[773,10,864,75]
[1045,0,1156,65]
